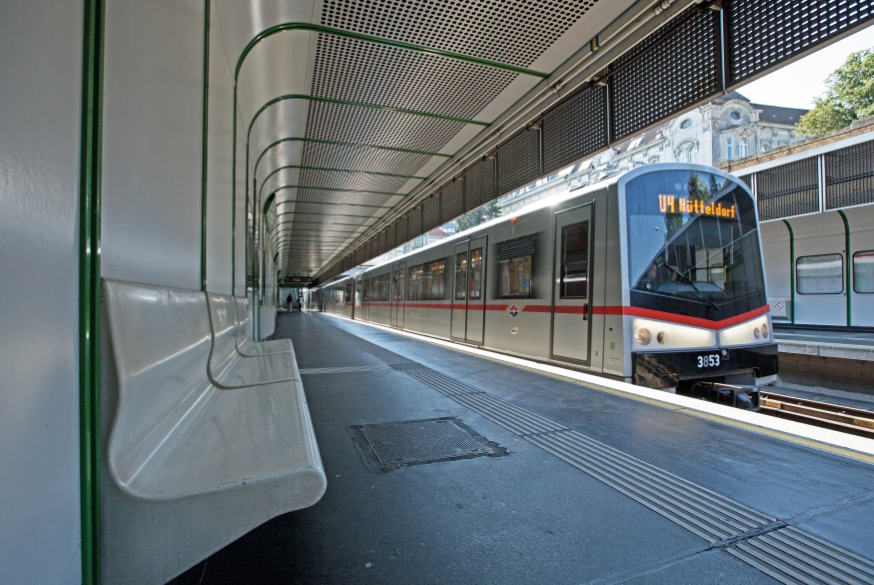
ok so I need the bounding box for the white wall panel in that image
[0,1,84,582]
[760,221,791,320]
[101,0,204,290]
[789,213,846,326]
[206,0,235,295]
[846,205,874,326]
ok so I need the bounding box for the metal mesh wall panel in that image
[396,216,408,246]
[610,6,721,140]
[825,140,874,209]
[726,0,874,86]
[377,232,386,255]
[408,206,423,239]
[386,224,396,251]
[463,159,494,214]
[497,129,540,196]
[442,179,466,221]
[737,174,752,189]
[423,195,442,232]
[756,157,819,220]
[542,84,608,174]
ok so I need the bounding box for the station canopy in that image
[217,0,874,282]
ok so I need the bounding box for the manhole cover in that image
[350,417,507,472]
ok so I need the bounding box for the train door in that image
[551,203,593,365]
[451,236,487,344]
[390,262,405,328]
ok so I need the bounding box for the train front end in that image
[619,164,777,403]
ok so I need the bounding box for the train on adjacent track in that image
[303,163,778,399]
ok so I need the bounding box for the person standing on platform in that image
[286,293,293,311]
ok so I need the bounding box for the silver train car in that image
[307,163,778,393]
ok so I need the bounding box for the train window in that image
[431,260,446,300]
[407,260,446,301]
[797,254,843,294]
[560,221,589,298]
[854,251,874,293]
[500,256,532,298]
[409,264,425,300]
[469,248,483,300]
[455,252,468,299]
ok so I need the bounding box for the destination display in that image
[658,194,736,218]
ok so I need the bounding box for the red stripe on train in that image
[358,302,769,330]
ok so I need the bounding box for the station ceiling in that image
[218,0,665,279]
[216,0,874,282]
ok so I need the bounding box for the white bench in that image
[206,293,296,387]
[235,296,292,355]
[101,279,326,585]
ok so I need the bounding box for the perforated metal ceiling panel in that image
[541,84,607,174]
[725,0,874,87]
[756,157,820,221]
[321,0,600,67]
[311,35,519,119]
[609,5,721,140]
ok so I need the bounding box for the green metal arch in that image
[253,136,448,180]
[235,22,549,82]
[258,164,425,200]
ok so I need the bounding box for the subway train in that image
[304,163,777,398]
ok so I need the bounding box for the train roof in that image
[329,163,746,279]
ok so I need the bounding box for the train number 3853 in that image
[697,354,721,368]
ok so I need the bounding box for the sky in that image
[737,25,874,110]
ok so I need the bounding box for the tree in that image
[455,201,502,232]
[796,48,874,137]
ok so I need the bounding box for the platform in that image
[170,311,874,585]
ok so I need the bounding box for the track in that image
[759,392,874,439]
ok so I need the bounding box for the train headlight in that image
[635,328,652,346]
[632,317,716,349]
[719,314,772,346]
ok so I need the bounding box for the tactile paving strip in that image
[315,316,874,584]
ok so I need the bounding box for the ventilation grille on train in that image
[498,234,536,260]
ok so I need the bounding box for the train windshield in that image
[625,169,766,321]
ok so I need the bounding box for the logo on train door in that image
[508,305,520,317]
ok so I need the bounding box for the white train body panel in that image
[313,164,777,389]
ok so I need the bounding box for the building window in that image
[854,251,874,293]
[680,118,692,129]
[797,254,843,294]
[730,111,741,120]
[726,138,733,160]
[738,139,748,159]
[675,141,698,164]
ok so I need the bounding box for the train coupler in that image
[687,381,761,411]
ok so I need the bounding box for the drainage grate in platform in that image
[727,525,874,585]
[352,417,507,472]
